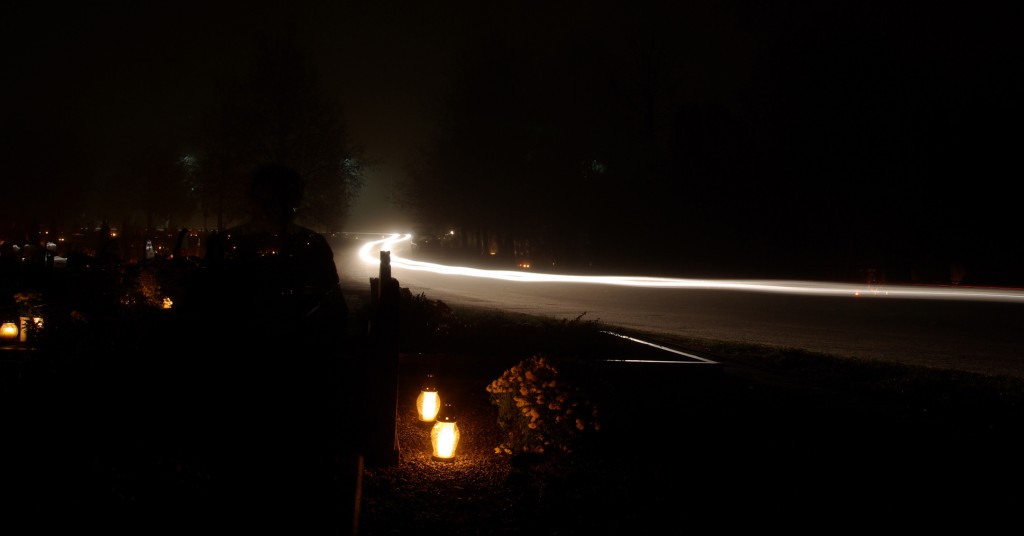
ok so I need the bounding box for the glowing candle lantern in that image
[416,374,441,422]
[0,321,18,341]
[19,317,43,343]
[430,403,460,462]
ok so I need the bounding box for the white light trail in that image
[357,233,1024,303]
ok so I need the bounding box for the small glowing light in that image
[162,297,173,309]
[416,374,441,422]
[19,317,43,343]
[430,403,460,462]
[417,390,440,422]
[0,322,18,340]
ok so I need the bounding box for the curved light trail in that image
[356,233,1024,303]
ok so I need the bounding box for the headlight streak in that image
[357,233,1024,303]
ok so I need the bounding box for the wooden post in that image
[364,250,401,467]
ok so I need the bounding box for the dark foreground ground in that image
[359,330,1024,535]
[3,284,1024,534]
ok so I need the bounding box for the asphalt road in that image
[334,236,1024,379]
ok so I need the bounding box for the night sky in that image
[4,1,464,230]
[3,1,1020,282]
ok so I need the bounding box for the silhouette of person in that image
[179,163,353,531]
[204,163,348,333]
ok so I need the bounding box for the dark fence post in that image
[364,250,401,467]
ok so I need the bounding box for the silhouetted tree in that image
[1,112,92,234]
[191,33,363,232]
[127,138,194,233]
[407,3,701,271]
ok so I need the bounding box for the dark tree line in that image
[404,2,1022,285]
[188,34,364,233]
[3,31,363,241]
